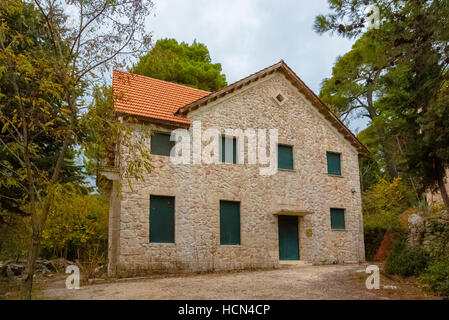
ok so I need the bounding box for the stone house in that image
[105,60,368,276]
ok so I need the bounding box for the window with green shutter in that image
[330,208,346,230]
[151,132,175,156]
[327,152,341,176]
[150,195,175,243]
[220,201,241,245]
[220,136,237,164]
[278,144,294,170]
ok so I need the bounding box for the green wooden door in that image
[278,215,300,260]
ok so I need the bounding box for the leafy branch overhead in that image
[0,0,154,299]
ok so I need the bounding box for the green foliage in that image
[363,177,410,231]
[357,127,384,191]
[1,0,154,298]
[0,211,30,261]
[385,243,429,277]
[316,0,449,211]
[40,186,108,261]
[319,32,387,121]
[319,30,403,179]
[429,220,446,233]
[132,38,227,91]
[421,259,449,298]
[364,226,386,261]
[80,86,153,189]
[0,0,83,216]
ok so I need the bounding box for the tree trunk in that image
[366,84,399,179]
[437,175,449,212]
[20,230,41,299]
[376,126,399,178]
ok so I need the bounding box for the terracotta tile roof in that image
[112,61,368,155]
[113,70,210,125]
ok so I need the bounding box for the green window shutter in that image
[330,208,346,230]
[278,145,294,170]
[220,201,241,245]
[150,195,175,243]
[151,133,175,156]
[327,152,341,175]
[220,136,237,164]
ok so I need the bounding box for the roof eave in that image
[176,60,368,156]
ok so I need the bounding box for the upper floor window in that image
[327,152,341,176]
[278,144,294,170]
[220,136,237,164]
[151,132,174,156]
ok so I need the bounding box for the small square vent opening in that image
[276,94,285,103]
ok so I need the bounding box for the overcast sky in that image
[147,0,368,133]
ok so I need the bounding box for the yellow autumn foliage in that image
[363,176,409,231]
[41,187,108,261]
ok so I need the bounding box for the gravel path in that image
[43,264,440,300]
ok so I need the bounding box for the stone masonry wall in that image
[112,72,365,275]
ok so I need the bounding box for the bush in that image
[429,220,446,233]
[385,243,429,276]
[364,226,387,261]
[363,177,411,231]
[421,259,449,298]
[40,186,109,263]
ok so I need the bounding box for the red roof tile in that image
[113,70,210,125]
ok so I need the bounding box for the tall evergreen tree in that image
[316,0,449,210]
[132,38,227,91]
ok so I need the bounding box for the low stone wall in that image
[408,210,449,248]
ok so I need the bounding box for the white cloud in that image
[147,0,364,131]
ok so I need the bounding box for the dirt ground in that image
[41,264,441,300]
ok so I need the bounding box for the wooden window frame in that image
[278,144,294,171]
[219,200,241,246]
[149,195,175,243]
[330,208,346,231]
[327,151,342,176]
[151,132,174,157]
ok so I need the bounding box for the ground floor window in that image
[149,195,175,243]
[330,208,346,230]
[220,200,241,245]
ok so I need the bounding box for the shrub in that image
[429,220,446,233]
[364,226,387,261]
[421,259,449,298]
[385,243,429,276]
[40,186,109,263]
[363,177,411,231]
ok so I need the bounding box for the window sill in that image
[328,174,343,178]
[150,154,171,157]
[331,229,347,232]
[147,242,176,246]
[219,244,242,247]
[278,168,296,172]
